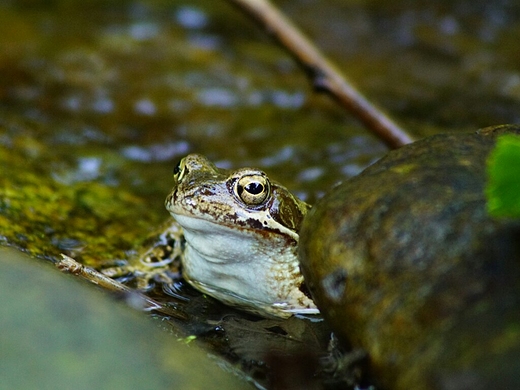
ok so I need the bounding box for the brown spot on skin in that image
[246,218,263,230]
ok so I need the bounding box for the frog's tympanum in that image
[165,154,318,318]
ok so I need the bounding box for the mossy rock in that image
[299,124,520,389]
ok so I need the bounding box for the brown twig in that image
[226,0,414,149]
[56,254,188,320]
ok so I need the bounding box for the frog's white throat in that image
[172,213,298,262]
[172,213,313,316]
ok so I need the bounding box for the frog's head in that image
[166,154,309,244]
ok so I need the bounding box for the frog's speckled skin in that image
[165,154,318,318]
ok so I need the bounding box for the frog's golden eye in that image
[235,174,270,206]
[173,158,187,183]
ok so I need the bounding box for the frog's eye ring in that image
[235,174,270,206]
[173,158,187,183]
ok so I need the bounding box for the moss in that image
[0,131,160,267]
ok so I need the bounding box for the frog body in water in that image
[165,154,318,318]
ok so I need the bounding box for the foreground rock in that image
[300,125,520,389]
[0,248,248,390]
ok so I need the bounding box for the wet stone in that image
[299,124,520,390]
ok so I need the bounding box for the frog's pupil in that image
[246,182,263,195]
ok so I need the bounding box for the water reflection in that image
[175,6,208,29]
[122,141,190,162]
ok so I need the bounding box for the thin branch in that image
[226,0,414,149]
[56,254,188,320]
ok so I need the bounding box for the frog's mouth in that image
[170,209,299,243]
[172,213,297,261]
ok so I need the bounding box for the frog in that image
[164,154,319,318]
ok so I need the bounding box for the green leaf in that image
[486,134,520,218]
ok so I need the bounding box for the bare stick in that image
[226,0,414,148]
[56,254,188,320]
